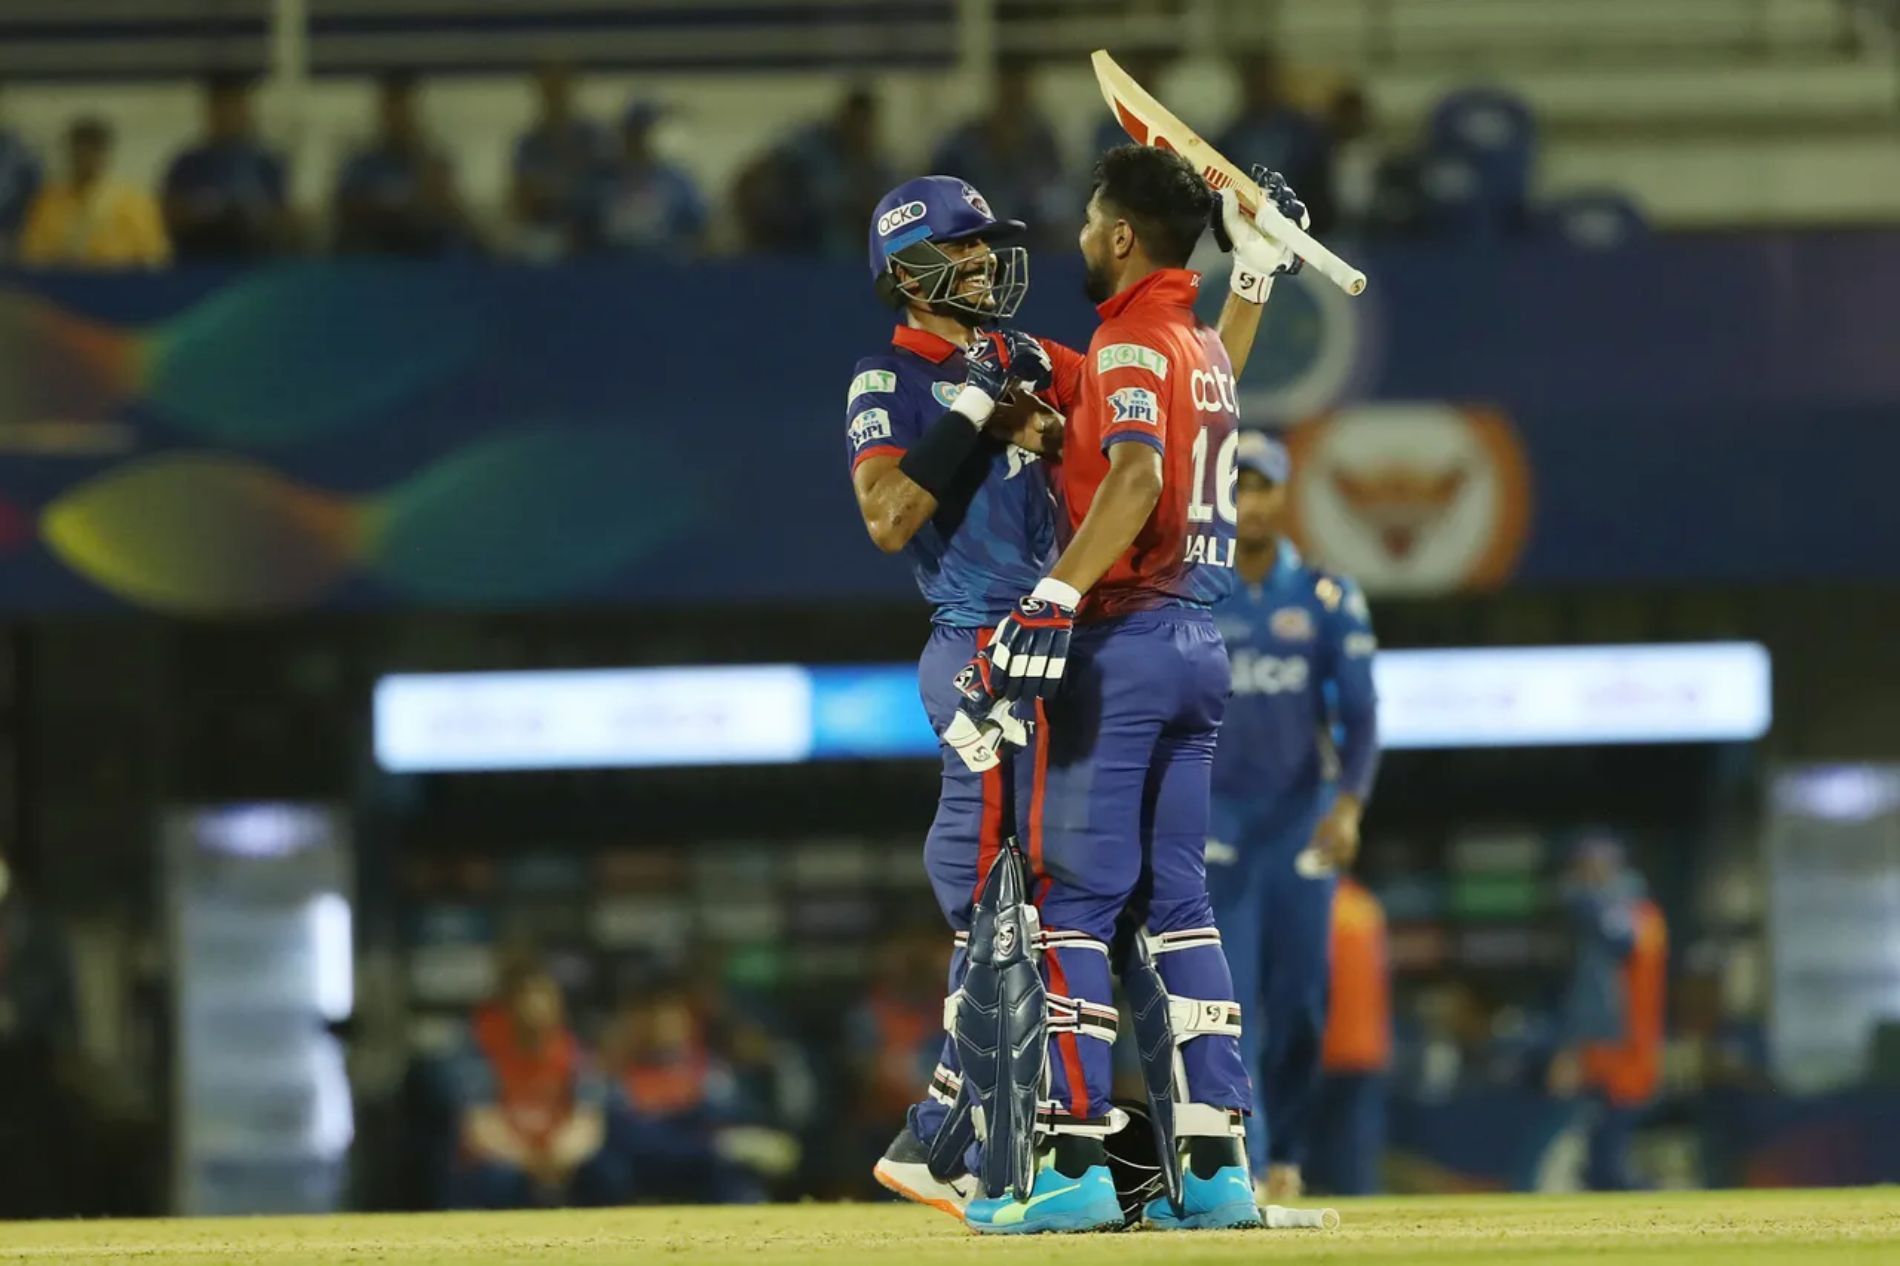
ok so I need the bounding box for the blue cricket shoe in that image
[1141,1164,1264,1230]
[964,1154,1123,1234]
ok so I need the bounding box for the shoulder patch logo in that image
[848,407,893,448]
[1096,342,1170,379]
[931,380,961,408]
[848,369,897,404]
[1107,386,1159,426]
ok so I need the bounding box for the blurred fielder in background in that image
[1208,431,1381,1203]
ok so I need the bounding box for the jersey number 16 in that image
[1187,424,1240,525]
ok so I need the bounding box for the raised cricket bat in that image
[1091,50,1368,298]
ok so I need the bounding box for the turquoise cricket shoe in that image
[1140,1164,1264,1230]
[964,1156,1123,1235]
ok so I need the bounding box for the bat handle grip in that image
[1252,201,1369,298]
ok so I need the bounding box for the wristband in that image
[1031,576,1083,609]
[1230,268,1275,306]
[948,384,996,425]
[898,408,986,498]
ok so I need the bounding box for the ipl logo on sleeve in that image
[1107,386,1159,426]
[848,407,893,448]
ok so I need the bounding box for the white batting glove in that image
[1222,171,1309,303]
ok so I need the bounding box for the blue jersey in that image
[1211,540,1379,815]
[844,324,1073,627]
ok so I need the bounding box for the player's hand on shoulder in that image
[984,394,1065,455]
[988,580,1079,702]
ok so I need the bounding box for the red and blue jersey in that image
[1211,540,1380,813]
[844,324,1084,627]
[1059,269,1239,620]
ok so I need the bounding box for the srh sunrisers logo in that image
[1286,404,1530,594]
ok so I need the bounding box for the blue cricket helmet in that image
[868,175,1029,321]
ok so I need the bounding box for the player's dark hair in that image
[1090,144,1213,268]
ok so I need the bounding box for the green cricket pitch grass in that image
[3,1189,1897,1266]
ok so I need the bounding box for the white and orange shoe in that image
[873,1129,976,1221]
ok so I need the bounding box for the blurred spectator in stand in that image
[575,102,707,258]
[732,86,892,255]
[448,961,624,1208]
[603,981,794,1203]
[1325,84,1381,234]
[1216,47,1334,233]
[162,72,293,261]
[509,62,606,261]
[20,117,169,269]
[1323,83,1429,238]
[1307,877,1391,1196]
[845,927,947,1185]
[1419,87,1538,239]
[929,57,1069,248]
[0,859,85,1218]
[1546,835,1667,1191]
[335,71,479,257]
[0,85,42,262]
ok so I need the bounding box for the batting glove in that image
[1212,166,1308,304]
[953,329,1054,425]
[945,651,1030,772]
[987,578,1080,702]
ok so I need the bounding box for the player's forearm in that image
[859,467,939,553]
[1337,711,1381,802]
[1215,289,1267,379]
[1048,448,1162,595]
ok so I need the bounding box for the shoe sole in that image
[1142,1201,1265,1231]
[872,1161,968,1222]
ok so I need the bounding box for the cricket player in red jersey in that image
[957,147,1297,1233]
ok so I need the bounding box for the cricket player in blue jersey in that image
[844,168,1307,1228]
[1207,432,1380,1203]
[845,174,1087,1218]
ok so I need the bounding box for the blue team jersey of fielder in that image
[1211,540,1380,810]
[844,324,1080,627]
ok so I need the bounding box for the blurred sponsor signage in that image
[374,642,1770,773]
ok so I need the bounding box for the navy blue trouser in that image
[906,611,1253,1142]
[1208,788,1335,1175]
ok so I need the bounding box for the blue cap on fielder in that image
[867,175,1026,281]
[1234,430,1291,484]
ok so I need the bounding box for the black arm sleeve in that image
[897,409,986,500]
